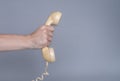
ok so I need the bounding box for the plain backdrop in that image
[0,0,120,81]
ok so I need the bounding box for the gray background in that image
[0,0,120,81]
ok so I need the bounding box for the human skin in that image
[0,25,54,51]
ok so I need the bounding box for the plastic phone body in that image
[42,11,62,62]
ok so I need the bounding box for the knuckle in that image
[50,27,54,31]
[43,29,47,33]
[48,37,52,42]
[49,32,53,36]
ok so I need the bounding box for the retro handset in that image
[32,11,62,81]
[42,11,62,62]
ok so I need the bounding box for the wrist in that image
[25,35,35,49]
[25,34,42,49]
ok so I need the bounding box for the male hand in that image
[28,25,54,49]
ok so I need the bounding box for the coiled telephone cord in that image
[32,62,49,81]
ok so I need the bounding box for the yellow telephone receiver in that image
[32,11,62,81]
[42,11,62,62]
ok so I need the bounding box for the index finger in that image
[46,25,55,32]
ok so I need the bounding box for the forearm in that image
[0,25,54,51]
[0,34,32,51]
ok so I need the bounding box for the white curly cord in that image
[32,62,49,81]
